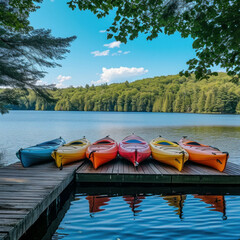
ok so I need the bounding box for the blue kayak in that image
[16,137,66,167]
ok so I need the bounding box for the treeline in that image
[8,73,240,114]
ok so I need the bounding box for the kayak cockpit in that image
[123,139,144,144]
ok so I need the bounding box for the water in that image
[52,186,240,240]
[1,111,240,239]
[0,111,240,166]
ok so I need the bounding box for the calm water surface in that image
[0,111,240,165]
[1,111,240,239]
[52,186,240,240]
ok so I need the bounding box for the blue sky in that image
[29,0,196,88]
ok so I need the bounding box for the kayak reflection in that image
[123,194,145,216]
[86,195,111,217]
[84,193,227,220]
[194,195,227,220]
[162,195,186,219]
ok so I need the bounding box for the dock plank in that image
[112,159,120,174]
[76,160,240,184]
[2,157,240,240]
[0,161,81,240]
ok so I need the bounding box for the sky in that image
[29,0,197,88]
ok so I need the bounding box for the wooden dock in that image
[0,161,80,240]
[1,157,240,240]
[76,158,240,184]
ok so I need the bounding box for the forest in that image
[6,73,240,114]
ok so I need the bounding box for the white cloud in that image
[112,50,122,56]
[104,41,121,48]
[99,30,106,33]
[91,67,148,85]
[91,50,109,57]
[56,75,72,88]
[111,50,131,56]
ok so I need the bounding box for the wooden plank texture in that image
[76,159,240,184]
[0,160,82,240]
[1,157,240,240]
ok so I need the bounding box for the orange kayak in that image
[86,136,118,169]
[179,137,229,172]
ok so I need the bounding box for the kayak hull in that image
[51,138,91,168]
[119,135,151,166]
[150,137,189,172]
[86,136,118,169]
[179,138,229,172]
[16,137,66,168]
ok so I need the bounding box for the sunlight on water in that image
[1,111,240,239]
[0,111,240,166]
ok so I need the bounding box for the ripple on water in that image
[52,192,240,240]
[1,111,240,166]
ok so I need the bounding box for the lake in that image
[52,186,240,240]
[1,111,240,239]
[0,111,240,166]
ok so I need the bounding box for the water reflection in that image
[194,195,227,220]
[162,195,186,219]
[52,186,240,240]
[86,195,110,217]
[83,193,227,221]
[123,194,145,216]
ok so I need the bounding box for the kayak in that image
[150,136,189,171]
[51,137,90,168]
[119,134,151,167]
[178,137,229,172]
[16,137,65,168]
[86,136,118,169]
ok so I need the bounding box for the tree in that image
[68,0,240,81]
[10,72,240,114]
[236,102,240,114]
[0,0,76,113]
[197,91,206,113]
[0,0,42,32]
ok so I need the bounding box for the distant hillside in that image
[7,73,240,114]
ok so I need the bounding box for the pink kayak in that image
[119,134,151,167]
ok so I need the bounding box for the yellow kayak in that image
[150,136,189,171]
[52,138,91,168]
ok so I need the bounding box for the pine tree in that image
[197,91,206,113]
[236,102,240,114]
[0,1,76,113]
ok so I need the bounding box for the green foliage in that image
[0,0,76,114]
[0,89,19,114]
[68,0,240,81]
[0,0,42,32]
[7,72,240,114]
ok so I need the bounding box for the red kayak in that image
[119,134,151,167]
